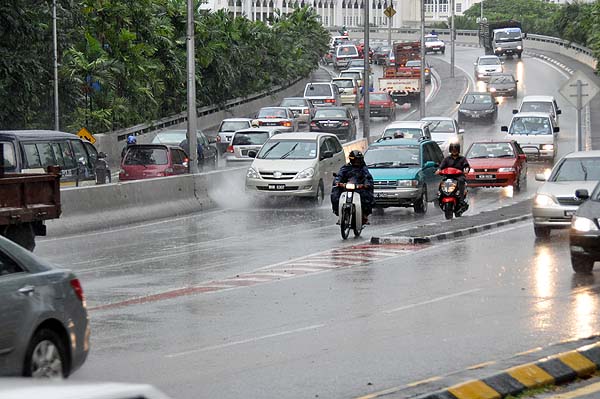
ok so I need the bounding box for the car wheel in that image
[534,226,551,238]
[571,254,595,273]
[4,224,35,251]
[513,174,521,192]
[24,328,68,378]
[413,190,428,214]
[313,181,324,206]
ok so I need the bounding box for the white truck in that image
[379,77,421,104]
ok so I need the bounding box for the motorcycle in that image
[437,167,469,220]
[337,181,364,239]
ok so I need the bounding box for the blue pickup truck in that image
[364,138,445,214]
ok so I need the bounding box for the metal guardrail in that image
[113,76,303,142]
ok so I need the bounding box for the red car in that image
[358,91,397,120]
[119,144,189,181]
[465,140,527,190]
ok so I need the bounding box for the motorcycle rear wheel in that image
[443,203,454,220]
[340,206,352,239]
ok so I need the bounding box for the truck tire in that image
[3,224,36,251]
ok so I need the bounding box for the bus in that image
[0,130,99,185]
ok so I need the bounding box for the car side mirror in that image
[495,101,500,105]
[321,150,334,160]
[424,161,436,169]
[535,173,547,182]
[554,127,560,133]
[575,189,590,200]
[247,150,257,158]
[557,110,562,115]
[456,101,461,104]
[501,126,508,132]
[512,109,518,114]
[458,129,465,134]
[515,80,519,83]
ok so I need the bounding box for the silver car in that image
[224,128,281,166]
[279,97,315,125]
[421,117,463,155]
[0,235,89,378]
[474,55,503,81]
[215,118,253,154]
[245,132,346,204]
[533,151,600,238]
[255,107,298,132]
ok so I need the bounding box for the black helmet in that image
[349,150,364,166]
[449,142,460,154]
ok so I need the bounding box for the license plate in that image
[471,114,481,118]
[268,184,285,190]
[263,122,278,126]
[476,174,495,179]
[565,210,576,217]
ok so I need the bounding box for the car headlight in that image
[572,216,599,232]
[496,47,502,52]
[498,167,515,172]
[489,87,497,92]
[541,144,554,151]
[441,179,457,194]
[397,179,418,187]
[296,167,315,179]
[483,108,495,113]
[247,167,259,179]
[517,45,522,50]
[535,194,555,207]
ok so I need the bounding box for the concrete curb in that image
[370,214,532,245]
[415,340,600,399]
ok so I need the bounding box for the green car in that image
[365,138,445,213]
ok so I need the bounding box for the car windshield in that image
[280,99,305,107]
[152,131,185,144]
[333,80,354,88]
[337,46,358,56]
[490,75,514,84]
[220,121,250,132]
[340,72,361,80]
[124,147,168,165]
[382,128,423,139]
[0,142,16,170]
[377,46,391,53]
[315,109,347,118]
[463,94,493,104]
[520,101,553,113]
[232,132,270,146]
[305,84,333,97]
[349,60,363,67]
[467,143,515,159]
[509,117,552,135]
[258,108,288,118]
[406,60,421,67]
[425,36,439,42]
[479,58,501,65]
[551,158,600,182]
[365,147,420,167]
[257,140,317,159]
[495,30,522,41]
[370,93,389,101]
[427,120,455,133]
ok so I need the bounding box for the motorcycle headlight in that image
[296,167,315,179]
[541,144,554,151]
[247,167,259,179]
[572,216,599,233]
[535,194,555,207]
[441,179,457,194]
[498,167,515,172]
[397,179,418,187]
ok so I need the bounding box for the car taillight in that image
[281,121,292,127]
[303,109,310,114]
[341,121,350,127]
[216,136,221,142]
[310,121,317,127]
[70,279,85,302]
[358,103,364,109]
[425,68,430,73]
[227,145,234,153]
[353,88,357,94]
[325,99,336,103]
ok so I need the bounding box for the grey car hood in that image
[538,181,600,198]
[460,103,494,111]
[250,158,317,173]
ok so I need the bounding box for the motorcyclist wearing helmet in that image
[121,135,137,159]
[331,150,375,225]
[436,142,470,208]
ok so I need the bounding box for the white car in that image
[513,95,562,126]
[474,55,503,81]
[421,117,463,155]
[424,34,445,54]
[215,118,253,154]
[501,112,559,162]
[254,107,298,132]
[380,121,432,141]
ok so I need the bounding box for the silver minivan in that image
[304,82,342,107]
[245,132,346,204]
[224,128,281,166]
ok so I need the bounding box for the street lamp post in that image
[52,0,59,131]
[419,0,425,118]
[450,0,455,78]
[363,0,370,141]
[186,0,200,174]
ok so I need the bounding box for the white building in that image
[199,0,484,27]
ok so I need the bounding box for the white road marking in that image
[165,324,325,358]
[383,288,482,314]
[531,57,571,79]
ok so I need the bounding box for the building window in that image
[325,15,329,24]
[424,0,433,12]
[456,2,461,12]
[438,0,448,13]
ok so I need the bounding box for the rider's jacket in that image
[334,163,374,188]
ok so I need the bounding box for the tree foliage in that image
[0,1,329,132]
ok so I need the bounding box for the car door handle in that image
[18,285,35,296]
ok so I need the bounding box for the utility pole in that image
[387,2,392,47]
[52,0,59,131]
[450,0,455,78]
[419,0,425,118]
[576,80,584,151]
[480,0,483,22]
[186,0,200,174]
[363,0,371,141]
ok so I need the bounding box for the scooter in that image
[338,182,363,239]
[437,167,469,220]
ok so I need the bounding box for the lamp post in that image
[450,0,455,78]
[363,0,371,141]
[186,0,199,173]
[52,0,59,130]
[419,0,425,118]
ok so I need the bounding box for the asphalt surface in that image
[33,45,600,399]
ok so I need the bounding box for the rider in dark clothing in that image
[436,142,470,207]
[331,150,375,224]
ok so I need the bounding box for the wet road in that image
[34,45,596,398]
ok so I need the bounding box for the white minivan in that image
[513,95,562,126]
[501,112,559,162]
